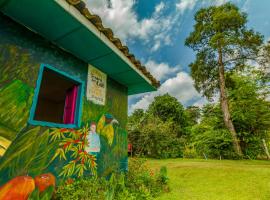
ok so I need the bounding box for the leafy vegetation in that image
[190,72,270,159]
[129,71,270,159]
[128,94,187,158]
[54,158,169,200]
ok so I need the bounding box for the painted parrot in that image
[97,114,118,146]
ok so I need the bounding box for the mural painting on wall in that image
[0,114,124,199]
[0,16,128,199]
[0,70,126,199]
[0,125,98,199]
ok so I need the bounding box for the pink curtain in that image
[63,85,78,124]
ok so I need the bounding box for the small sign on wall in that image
[86,65,107,105]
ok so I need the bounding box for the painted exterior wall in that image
[0,13,128,187]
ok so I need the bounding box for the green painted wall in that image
[0,13,128,187]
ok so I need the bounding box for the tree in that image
[185,3,263,156]
[148,94,187,133]
[185,106,201,126]
[191,73,270,159]
[128,109,145,128]
[228,73,270,157]
[128,94,189,158]
[129,116,183,158]
[261,41,270,82]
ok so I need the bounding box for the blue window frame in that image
[29,64,84,128]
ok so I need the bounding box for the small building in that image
[0,0,159,192]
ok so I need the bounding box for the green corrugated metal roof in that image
[0,0,160,95]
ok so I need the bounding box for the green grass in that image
[147,159,270,200]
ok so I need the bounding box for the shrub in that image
[157,166,169,186]
[191,122,238,159]
[128,116,184,158]
[54,178,108,200]
[126,158,169,198]
[54,158,169,200]
[182,144,199,158]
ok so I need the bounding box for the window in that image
[29,65,83,128]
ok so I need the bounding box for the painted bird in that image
[97,114,119,146]
[0,136,11,157]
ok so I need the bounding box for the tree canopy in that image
[185,3,264,156]
[185,3,263,98]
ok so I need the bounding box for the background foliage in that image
[128,71,270,159]
[128,2,270,160]
[128,94,188,159]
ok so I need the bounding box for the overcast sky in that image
[85,0,270,114]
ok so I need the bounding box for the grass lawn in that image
[147,159,270,200]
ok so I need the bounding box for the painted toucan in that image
[97,114,118,146]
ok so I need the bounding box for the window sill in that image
[28,119,78,129]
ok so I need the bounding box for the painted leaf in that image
[28,188,40,200]
[39,186,54,200]
[0,127,40,176]
[27,130,58,176]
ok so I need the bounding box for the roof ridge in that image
[66,0,160,88]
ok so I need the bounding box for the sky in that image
[85,0,270,114]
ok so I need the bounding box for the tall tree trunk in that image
[218,49,243,156]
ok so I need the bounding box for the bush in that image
[128,116,184,158]
[191,122,238,159]
[54,178,108,200]
[54,158,169,200]
[128,94,190,159]
[182,144,199,158]
[126,158,169,198]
